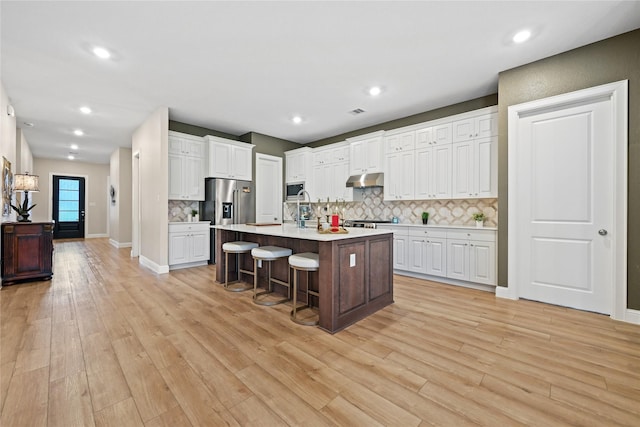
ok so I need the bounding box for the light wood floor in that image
[1,238,639,426]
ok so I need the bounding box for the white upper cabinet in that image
[385,130,415,153]
[451,136,497,199]
[168,131,206,201]
[452,112,498,143]
[285,147,312,183]
[347,131,385,175]
[310,142,352,202]
[384,130,416,200]
[416,123,452,148]
[385,150,415,201]
[205,136,255,181]
[415,143,452,200]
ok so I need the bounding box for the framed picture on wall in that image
[2,157,12,216]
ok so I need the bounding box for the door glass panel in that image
[58,179,79,221]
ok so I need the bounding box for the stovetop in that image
[343,219,392,229]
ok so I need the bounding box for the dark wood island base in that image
[215,225,394,333]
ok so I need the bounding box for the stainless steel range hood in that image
[345,173,384,188]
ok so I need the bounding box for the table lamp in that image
[12,173,39,222]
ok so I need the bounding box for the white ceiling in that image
[2,1,639,164]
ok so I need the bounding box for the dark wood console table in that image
[1,222,54,285]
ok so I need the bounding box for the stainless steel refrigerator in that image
[200,178,255,264]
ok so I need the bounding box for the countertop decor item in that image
[11,172,39,222]
[421,212,429,225]
[473,212,486,228]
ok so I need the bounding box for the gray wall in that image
[498,29,640,309]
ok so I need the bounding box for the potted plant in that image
[421,211,429,225]
[473,212,486,228]
[11,199,36,223]
[191,209,199,222]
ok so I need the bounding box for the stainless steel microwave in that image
[286,182,305,200]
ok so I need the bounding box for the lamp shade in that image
[14,173,39,192]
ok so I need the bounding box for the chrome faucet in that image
[296,189,312,228]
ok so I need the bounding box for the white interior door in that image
[255,153,282,224]
[514,96,614,314]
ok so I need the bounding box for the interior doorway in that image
[506,80,628,320]
[52,175,86,239]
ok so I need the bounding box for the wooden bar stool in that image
[289,252,320,326]
[222,241,258,292]
[251,246,292,306]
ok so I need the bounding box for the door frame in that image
[48,172,89,239]
[502,80,631,323]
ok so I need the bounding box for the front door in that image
[512,94,614,314]
[53,175,85,239]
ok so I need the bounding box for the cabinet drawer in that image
[408,228,447,239]
[447,230,496,242]
[169,222,210,233]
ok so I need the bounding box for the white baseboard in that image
[621,308,640,325]
[139,255,169,275]
[109,239,132,249]
[392,269,496,293]
[495,285,518,300]
[86,233,109,238]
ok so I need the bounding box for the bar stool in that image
[251,246,292,306]
[222,241,258,292]
[289,252,320,326]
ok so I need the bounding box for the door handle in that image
[598,229,608,236]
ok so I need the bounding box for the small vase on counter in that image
[473,213,485,228]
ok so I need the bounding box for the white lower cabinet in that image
[446,230,496,285]
[169,222,210,269]
[391,229,409,271]
[379,225,496,286]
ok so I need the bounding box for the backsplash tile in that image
[168,200,200,222]
[284,187,498,227]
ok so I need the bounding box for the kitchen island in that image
[213,223,393,333]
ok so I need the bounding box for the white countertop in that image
[377,223,498,231]
[212,223,392,241]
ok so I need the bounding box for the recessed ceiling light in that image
[368,86,382,96]
[73,129,84,136]
[292,116,303,124]
[70,144,79,150]
[513,30,532,44]
[79,106,92,114]
[67,155,75,160]
[93,46,111,59]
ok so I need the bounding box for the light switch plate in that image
[350,253,356,267]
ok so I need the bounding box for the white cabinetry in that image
[408,228,447,277]
[347,131,385,175]
[452,112,498,143]
[378,225,496,287]
[446,230,496,285]
[168,222,210,269]
[451,136,497,199]
[387,226,409,270]
[415,141,452,200]
[415,123,452,147]
[311,143,352,202]
[285,147,312,183]
[206,136,255,181]
[448,110,497,199]
[168,131,206,201]
[384,130,415,201]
